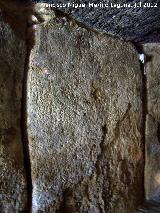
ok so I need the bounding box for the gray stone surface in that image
[28,12,144,212]
[32,0,160,42]
[143,44,160,201]
[0,18,27,212]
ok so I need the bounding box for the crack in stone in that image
[58,188,78,213]
[20,42,33,212]
[95,124,108,178]
[141,52,147,201]
[137,48,148,210]
[94,124,111,212]
[157,123,160,144]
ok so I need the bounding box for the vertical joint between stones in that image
[21,41,33,213]
[140,50,147,202]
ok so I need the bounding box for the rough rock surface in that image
[32,0,160,42]
[143,44,160,201]
[0,18,27,212]
[28,13,144,212]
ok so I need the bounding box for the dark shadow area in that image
[21,44,33,212]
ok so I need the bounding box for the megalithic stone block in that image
[0,18,27,212]
[143,44,160,201]
[28,11,144,212]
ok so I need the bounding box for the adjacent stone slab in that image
[28,12,144,212]
[143,44,160,201]
[0,18,27,212]
[32,0,160,42]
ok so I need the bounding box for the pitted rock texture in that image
[143,44,160,201]
[32,0,160,42]
[0,18,27,212]
[28,13,144,212]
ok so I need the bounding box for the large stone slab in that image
[32,0,160,42]
[0,18,27,212]
[143,44,160,201]
[28,12,144,212]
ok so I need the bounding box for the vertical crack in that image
[95,124,108,177]
[139,51,147,201]
[58,188,78,213]
[21,43,32,212]
[94,124,112,212]
[133,43,148,211]
[157,123,160,144]
[139,47,148,201]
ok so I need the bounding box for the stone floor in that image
[137,200,160,213]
